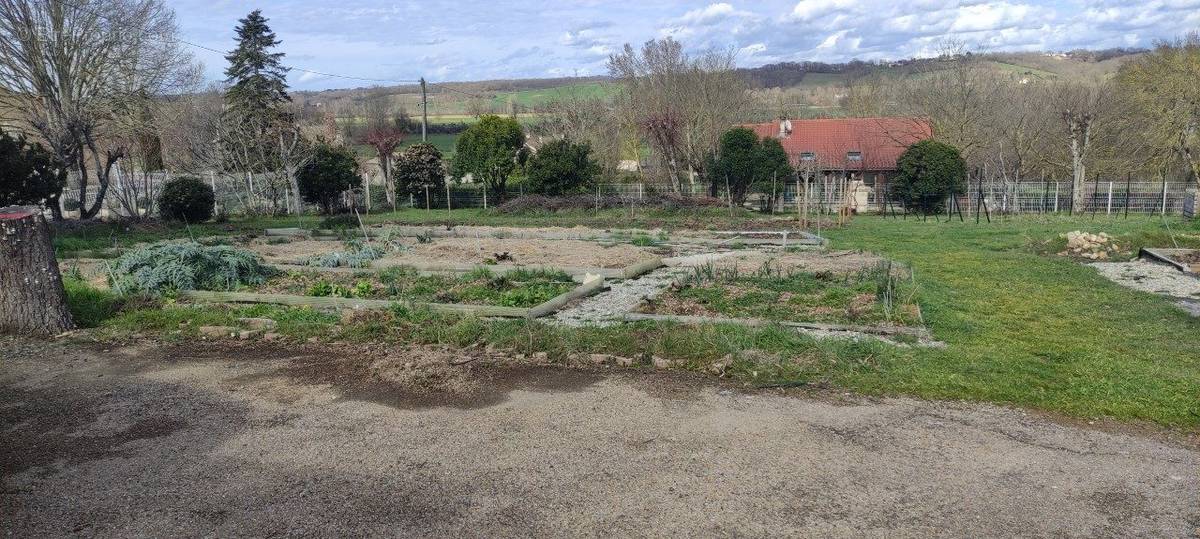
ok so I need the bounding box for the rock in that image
[614,356,634,367]
[237,317,277,330]
[262,332,282,342]
[652,356,671,369]
[708,361,728,376]
[589,353,611,365]
[306,336,320,344]
[198,325,235,338]
[237,330,260,340]
[531,351,549,362]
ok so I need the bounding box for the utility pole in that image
[419,77,428,142]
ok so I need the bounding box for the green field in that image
[490,82,619,110]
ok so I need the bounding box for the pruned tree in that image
[297,143,359,214]
[0,206,73,335]
[1048,80,1114,208]
[0,0,195,219]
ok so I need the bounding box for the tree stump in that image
[0,206,74,335]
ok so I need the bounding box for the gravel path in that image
[2,340,1196,537]
[1090,260,1200,316]
[553,251,739,327]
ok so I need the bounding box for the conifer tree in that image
[224,10,290,125]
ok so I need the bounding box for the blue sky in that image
[169,0,1200,90]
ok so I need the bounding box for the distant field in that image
[490,82,619,109]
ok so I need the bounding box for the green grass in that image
[819,215,1200,427]
[267,266,575,308]
[651,262,921,326]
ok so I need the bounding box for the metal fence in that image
[56,169,1198,219]
[777,177,1196,217]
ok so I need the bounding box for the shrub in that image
[893,140,967,214]
[0,128,66,208]
[107,241,276,296]
[525,139,600,196]
[298,143,361,214]
[394,143,445,198]
[157,176,215,222]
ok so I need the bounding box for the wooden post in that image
[0,206,73,335]
[425,185,430,213]
[1161,178,1168,216]
[446,182,452,216]
[1124,173,1132,219]
[483,184,487,210]
[1106,181,1113,216]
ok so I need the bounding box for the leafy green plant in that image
[107,241,275,296]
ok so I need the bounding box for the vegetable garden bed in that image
[639,260,922,328]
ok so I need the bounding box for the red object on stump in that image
[0,206,74,335]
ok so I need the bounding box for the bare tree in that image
[0,0,195,219]
[1118,33,1200,187]
[1047,80,1114,208]
[608,38,749,193]
[361,90,405,209]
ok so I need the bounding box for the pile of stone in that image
[1060,231,1122,260]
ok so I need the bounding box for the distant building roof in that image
[744,117,932,171]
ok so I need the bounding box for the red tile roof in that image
[744,117,932,171]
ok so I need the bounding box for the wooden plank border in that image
[526,275,607,319]
[180,290,530,318]
[621,312,931,339]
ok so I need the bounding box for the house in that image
[743,116,932,192]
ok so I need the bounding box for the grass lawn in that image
[821,215,1200,427]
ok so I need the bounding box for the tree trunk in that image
[0,206,74,335]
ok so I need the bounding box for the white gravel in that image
[552,251,741,327]
[1089,260,1200,316]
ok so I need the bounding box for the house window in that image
[800,152,815,161]
[847,151,862,161]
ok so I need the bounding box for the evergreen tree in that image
[224,10,290,124]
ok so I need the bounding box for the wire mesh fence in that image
[56,169,1197,220]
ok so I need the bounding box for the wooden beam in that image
[180,290,530,318]
[621,312,931,338]
[526,276,607,319]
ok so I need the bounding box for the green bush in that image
[158,175,215,222]
[298,143,361,214]
[107,241,275,295]
[524,139,600,196]
[893,140,967,214]
[0,128,66,208]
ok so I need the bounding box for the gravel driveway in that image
[2,338,1197,537]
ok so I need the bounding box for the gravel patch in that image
[1090,261,1200,298]
[2,340,1196,537]
[553,251,741,327]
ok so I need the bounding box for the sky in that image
[168,0,1200,90]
